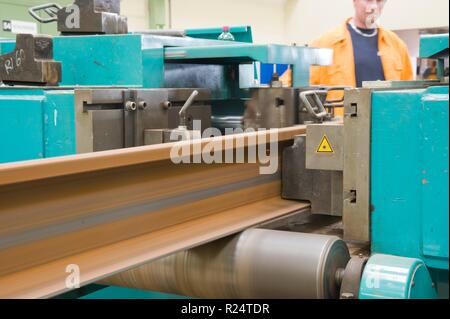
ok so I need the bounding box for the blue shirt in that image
[348,24,385,87]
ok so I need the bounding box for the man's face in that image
[354,0,386,28]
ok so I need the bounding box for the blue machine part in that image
[371,86,449,271]
[260,63,289,85]
[359,254,438,299]
[0,89,75,163]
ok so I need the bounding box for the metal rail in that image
[0,126,308,298]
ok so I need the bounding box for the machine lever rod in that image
[179,90,199,128]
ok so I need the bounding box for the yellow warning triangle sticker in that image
[316,135,334,153]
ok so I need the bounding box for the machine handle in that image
[323,86,350,108]
[179,90,199,128]
[29,3,62,24]
[299,86,350,119]
[300,90,329,120]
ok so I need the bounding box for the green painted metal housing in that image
[370,85,449,298]
[0,88,75,163]
[371,86,449,270]
[2,33,329,88]
[420,33,449,59]
[419,33,449,79]
[186,26,254,43]
[0,32,330,164]
[360,254,437,299]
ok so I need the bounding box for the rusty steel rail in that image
[0,126,308,298]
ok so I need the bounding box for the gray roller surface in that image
[101,229,350,299]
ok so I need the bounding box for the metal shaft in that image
[101,229,350,299]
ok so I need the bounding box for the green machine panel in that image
[371,86,449,271]
[0,89,75,163]
[0,94,45,162]
[360,254,437,299]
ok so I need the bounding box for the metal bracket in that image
[343,89,372,243]
[0,34,61,86]
[340,255,369,299]
[75,89,212,154]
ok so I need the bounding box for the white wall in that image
[381,0,449,31]
[285,0,449,46]
[169,0,288,44]
[120,1,449,44]
[121,0,150,31]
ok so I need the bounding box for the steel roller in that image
[101,229,350,299]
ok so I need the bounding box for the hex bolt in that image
[125,101,137,111]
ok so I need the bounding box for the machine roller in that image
[101,229,354,299]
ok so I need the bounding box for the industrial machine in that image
[0,0,448,300]
[0,0,332,164]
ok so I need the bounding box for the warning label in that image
[316,135,334,154]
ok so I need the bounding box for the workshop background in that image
[1,0,448,77]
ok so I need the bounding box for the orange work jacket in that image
[310,18,414,89]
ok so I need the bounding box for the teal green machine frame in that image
[0,88,75,163]
[3,27,447,299]
[1,26,329,298]
[0,27,330,164]
[360,85,449,299]
[360,34,449,299]
[1,27,324,88]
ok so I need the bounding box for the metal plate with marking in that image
[306,123,344,171]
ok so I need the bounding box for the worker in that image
[281,0,414,114]
[310,0,413,91]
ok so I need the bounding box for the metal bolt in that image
[341,293,355,299]
[125,101,137,111]
[411,281,415,287]
[162,101,172,109]
[138,101,148,110]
